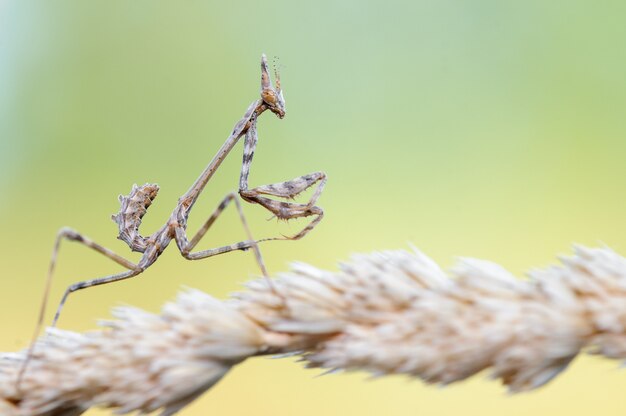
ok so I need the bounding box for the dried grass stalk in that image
[2,245,626,415]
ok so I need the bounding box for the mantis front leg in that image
[238,118,326,240]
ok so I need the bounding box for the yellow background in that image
[1,1,626,415]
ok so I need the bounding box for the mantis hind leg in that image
[17,227,141,389]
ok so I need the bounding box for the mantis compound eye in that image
[261,89,285,119]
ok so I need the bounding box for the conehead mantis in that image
[17,54,326,387]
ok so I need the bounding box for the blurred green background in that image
[1,1,626,415]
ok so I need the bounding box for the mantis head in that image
[260,54,285,119]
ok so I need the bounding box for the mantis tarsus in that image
[17,54,327,387]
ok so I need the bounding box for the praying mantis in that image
[17,54,326,386]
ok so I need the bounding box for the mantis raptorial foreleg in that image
[238,118,327,240]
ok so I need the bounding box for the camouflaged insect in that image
[18,54,327,389]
